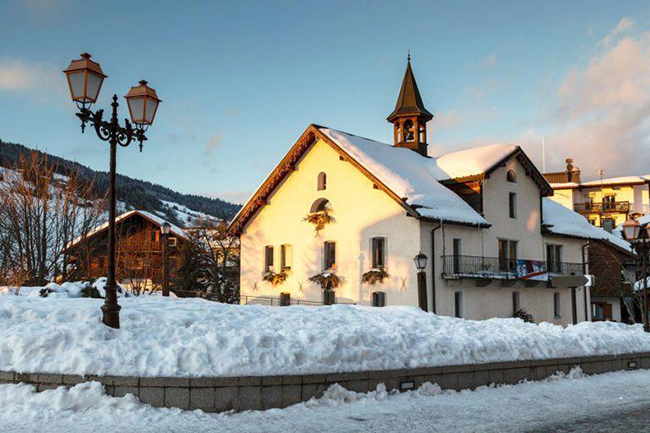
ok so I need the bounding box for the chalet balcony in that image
[441,255,584,280]
[573,201,630,214]
[117,242,164,253]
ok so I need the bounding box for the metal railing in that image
[238,295,356,307]
[573,201,630,214]
[442,255,584,279]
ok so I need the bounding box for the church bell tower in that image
[386,55,433,157]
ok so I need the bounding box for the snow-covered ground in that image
[159,200,221,226]
[1,295,650,377]
[1,367,650,433]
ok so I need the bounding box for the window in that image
[546,244,563,274]
[453,238,461,274]
[602,218,615,233]
[168,237,177,247]
[264,246,274,272]
[372,291,386,307]
[317,172,327,191]
[371,237,386,268]
[281,244,293,271]
[150,230,157,242]
[498,240,518,271]
[310,198,331,213]
[509,192,517,218]
[506,170,516,183]
[603,194,616,211]
[588,219,597,226]
[553,292,561,318]
[454,291,464,318]
[324,241,336,270]
[513,291,520,313]
[403,120,415,142]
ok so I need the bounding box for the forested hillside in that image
[0,139,240,227]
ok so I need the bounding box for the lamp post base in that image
[101,294,122,329]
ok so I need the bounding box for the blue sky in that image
[1,1,649,204]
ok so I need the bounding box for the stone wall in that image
[2,352,649,413]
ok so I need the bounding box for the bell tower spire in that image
[387,55,433,156]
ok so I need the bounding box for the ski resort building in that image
[230,59,630,325]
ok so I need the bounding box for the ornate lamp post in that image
[161,222,171,297]
[414,252,428,311]
[63,53,162,328]
[622,219,650,332]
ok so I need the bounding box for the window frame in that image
[324,241,337,271]
[554,292,561,318]
[513,291,520,313]
[264,245,274,272]
[506,169,517,183]
[317,172,327,191]
[371,237,387,269]
[281,244,293,272]
[509,192,517,219]
[454,291,464,318]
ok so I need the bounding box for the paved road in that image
[527,401,650,433]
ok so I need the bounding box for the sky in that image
[1,0,649,205]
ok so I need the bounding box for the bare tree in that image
[0,152,105,286]
[174,221,240,302]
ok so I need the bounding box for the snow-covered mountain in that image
[0,139,240,227]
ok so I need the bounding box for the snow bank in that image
[1,296,649,378]
[0,278,129,298]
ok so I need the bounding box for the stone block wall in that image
[1,352,648,413]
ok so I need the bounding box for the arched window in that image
[506,170,517,183]
[403,120,415,142]
[310,198,331,213]
[317,172,327,191]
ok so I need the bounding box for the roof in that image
[542,198,633,253]
[67,210,188,250]
[386,60,433,122]
[433,144,518,181]
[318,127,489,226]
[580,175,650,187]
[550,175,650,190]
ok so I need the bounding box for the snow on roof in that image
[580,176,649,187]
[318,128,489,226]
[67,210,188,249]
[542,198,632,252]
[433,144,518,181]
[550,182,580,189]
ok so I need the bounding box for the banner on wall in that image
[516,259,548,281]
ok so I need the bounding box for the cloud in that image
[478,53,498,70]
[602,17,634,46]
[0,58,66,102]
[205,134,222,156]
[517,19,650,179]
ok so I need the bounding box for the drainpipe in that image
[430,223,442,314]
[582,242,590,321]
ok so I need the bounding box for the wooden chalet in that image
[65,210,188,286]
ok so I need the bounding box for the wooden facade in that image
[66,211,186,286]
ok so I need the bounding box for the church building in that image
[229,58,629,325]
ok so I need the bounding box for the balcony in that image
[573,201,630,214]
[441,255,584,280]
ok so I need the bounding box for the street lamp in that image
[161,222,171,297]
[414,252,428,311]
[64,53,162,329]
[622,219,649,332]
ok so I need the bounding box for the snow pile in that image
[542,198,632,252]
[1,297,649,378]
[1,278,129,298]
[319,128,489,226]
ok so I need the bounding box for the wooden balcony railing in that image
[442,255,584,280]
[573,201,630,214]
